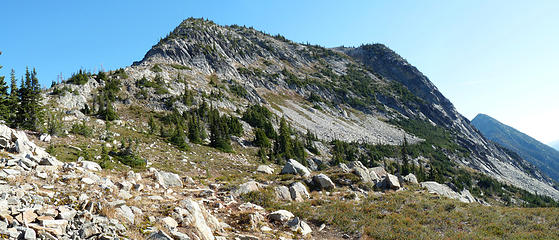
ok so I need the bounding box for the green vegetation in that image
[94,74,121,121]
[137,75,168,95]
[169,64,191,70]
[110,140,146,168]
[70,122,93,137]
[151,64,163,73]
[67,69,90,85]
[280,188,559,239]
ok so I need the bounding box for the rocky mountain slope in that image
[472,113,559,183]
[4,17,558,239]
[130,18,557,199]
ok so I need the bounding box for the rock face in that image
[312,174,335,190]
[348,161,379,184]
[281,159,311,178]
[420,181,475,203]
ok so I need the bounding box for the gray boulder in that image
[385,174,401,190]
[289,182,310,202]
[287,217,312,236]
[256,165,274,174]
[403,173,418,184]
[420,181,475,203]
[281,159,311,178]
[155,171,183,189]
[274,186,292,201]
[312,174,335,190]
[233,181,260,196]
[268,210,294,222]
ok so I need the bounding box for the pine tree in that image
[7,69,18,125]
[188,115,202,144]
[209,108,232,152]
[401,136,410,175]
[0,63,9,122]
[274,117,293,162]
[254,128,270,148]
[28,68,44,130]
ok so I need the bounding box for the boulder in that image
[420,181,475,203]
[160,217,178,230]
[80,161,102,171]
[155,171,183,189]
[403,173,418,184]
[281,159,311,178]
[348,161,378,183]
[312,174,335,190]
[178,199,216,240]
[385,174,401,190]
[289,182,310,202]
[114,205,135,224]
[147,230,173,240]
[268,210,294,222]
[256,165,274,174]
[233,181,260,196]
[274,186,291,201]
[370,167,388,179]
[287,217,312,236]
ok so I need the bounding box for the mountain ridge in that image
[47,17,559,201]
[472,113,559,183]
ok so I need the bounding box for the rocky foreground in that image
[0,123,484,239]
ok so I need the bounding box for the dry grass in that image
[277,187,559,240]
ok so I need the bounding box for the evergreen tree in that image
[401,136,410,175]
[273,117,293,162]
[188,115,203,144]
[0,64,9,122]
[170,125,189,151]
[209,108,232,152]
[15,67,43,130]
[254,128,270,148]
[7,69,18,125]
[148,116,158,135]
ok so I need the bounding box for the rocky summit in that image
[2,17,559,239]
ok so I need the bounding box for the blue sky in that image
[1,1,558,143]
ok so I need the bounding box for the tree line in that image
[0,63,44,131]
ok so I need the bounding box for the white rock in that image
[155,171,183,189]
[268,210,294,222]
[256,165,274,174]
[80,161,102,171]
[289,182,310,202]
[233,181,260,196]
[281,159,311,178]
[287,217,312,236]
[312,174,335,190]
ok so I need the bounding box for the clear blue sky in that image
[1,0,558,143]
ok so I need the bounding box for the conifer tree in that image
[0,62,9,122]
[7,69,18,125]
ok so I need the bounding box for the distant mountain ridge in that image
[472,114,559,183]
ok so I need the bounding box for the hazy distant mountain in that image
[550,140,559,151]
[472,114,559,182]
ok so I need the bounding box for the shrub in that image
[70,122,92,137]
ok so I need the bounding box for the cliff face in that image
[50,18,558,199]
